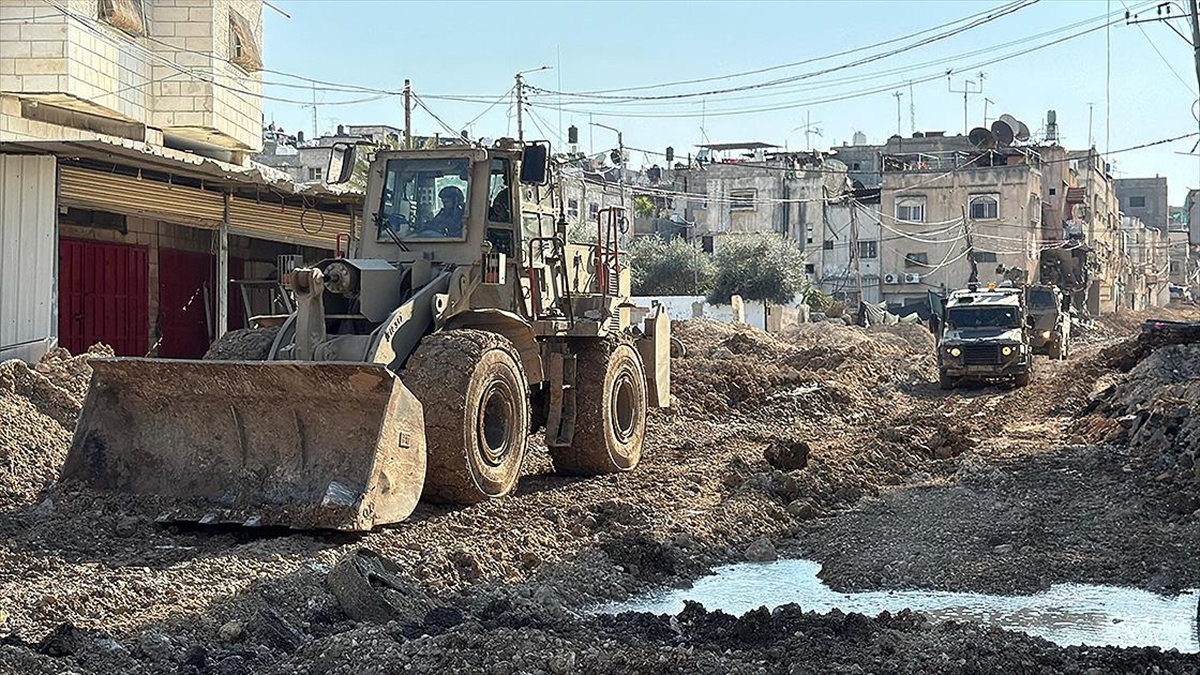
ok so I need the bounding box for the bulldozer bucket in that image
[61,359,427,531]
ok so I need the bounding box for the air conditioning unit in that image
[904,272,922,284]
[883,273,900,285]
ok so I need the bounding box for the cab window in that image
[376,158,469,241]
[487,159,513,223]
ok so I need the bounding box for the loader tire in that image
[404,330,529,504]
[551,339,647,476]
[202,326,280,361]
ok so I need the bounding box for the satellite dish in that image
[999,114,1019,128]
[1015,120,1031,142]
[991,119,1014,146]
[969,127,996,149]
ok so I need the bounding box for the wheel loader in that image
[60,138,672,531]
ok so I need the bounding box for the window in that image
[376,157,470,241]
[969,194,999,220]
[851,162,861,171]
[823,240,835,251]
[589,202,600,218]
[1129,196,1146,208]
[904,252,928,268]
[975,251,998,263]
[1049,188,1057,196]
[229,10,263,72]
[567,198,580,219]
[307,167,323,181]
[730,188,757,211]
[806,237,814,244]
[896,196,925,223]
[701,235,714,253]
[804,263,815,274]
[98,0,146,36]
[1170,260,1183,274]
[487,159,512,223]
[857,241,878,259]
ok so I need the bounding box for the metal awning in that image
[0,136,363,204]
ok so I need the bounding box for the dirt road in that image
[0,310,1197,674]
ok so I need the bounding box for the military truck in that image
[1026,284,1071,359]
[937,284,1033,389]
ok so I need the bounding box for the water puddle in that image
[600,559,1200,652]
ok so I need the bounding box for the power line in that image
[533,0,1041,103]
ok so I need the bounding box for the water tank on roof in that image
[853,131,867,145]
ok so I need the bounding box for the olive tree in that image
[707,233,811,306]
[628,235,715,296]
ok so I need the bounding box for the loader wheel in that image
[551,339,647,475]
[403,330,529,504]
[202,327,280,360]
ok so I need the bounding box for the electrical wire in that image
[533,0,1041,103]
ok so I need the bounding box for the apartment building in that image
[0,0,360,362]
[1119,215,1171,310]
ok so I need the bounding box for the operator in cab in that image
[423,185,466,237]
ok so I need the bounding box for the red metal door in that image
[157,248,244,359]
[58,237,150,357]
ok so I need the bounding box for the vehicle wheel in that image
[202,326,280,360]
[1013,370,1032,387]
[404,330,529,504]
[551,338,647,475]
[1047,339,1062,360]
[938,371,957,390]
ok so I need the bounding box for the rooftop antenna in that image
[892,90,904,135]
[908,80,916,134]
[947,70,985,135]
[792,110,822,150]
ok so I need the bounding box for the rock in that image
[218,620,244,643]
[253,608,307,653]
[743,536,777,562]
[786,500,819,520]
[181,645,208,668]
[992,544,1014,555]
[114,515,141,537]
[547,650,576,675]
[764,440,810,471]
[136,631,176,663]
[327,548,432,624]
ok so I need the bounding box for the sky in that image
[261,0,1200,204]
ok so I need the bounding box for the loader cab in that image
[361,142,547,267]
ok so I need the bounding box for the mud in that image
[1,309,1198,674]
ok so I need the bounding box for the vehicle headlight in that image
[1040,331,1052,339]
[1001,346,1014,356]
[948,347,962,357]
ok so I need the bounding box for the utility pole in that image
[849,197,865,320]
[947,73,984,135]
[592,122,627,238]
[514,66,551,144]
[892,90,904,136]
[962,205,979,284]
[983,97,994,127]
[310,83,318,138]
[403,79,412,150]
[908,80,916,134]
[515,73,525,143]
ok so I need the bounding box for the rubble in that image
[0,314,1197,673]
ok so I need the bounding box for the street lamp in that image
[591,122,628,238]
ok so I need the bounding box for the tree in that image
[707,233,810,306]
[633,195,656,219]
[628,235,716,296]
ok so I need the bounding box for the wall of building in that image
[0,0,263,155]
[1115,177,1169,233]
[879,163,1043,304]
[815,200,883,305]
[0,154,58,362]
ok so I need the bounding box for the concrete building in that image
[1119,215,1171,310]
[0,0,360,362]
[812,189,885,306]
[254,123,403,185]
[1115,177,1169,233]
[874,140,1044,314]
[665,143,849,253]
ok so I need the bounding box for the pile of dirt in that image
[670,319,935,420]
[0,346,111,510]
